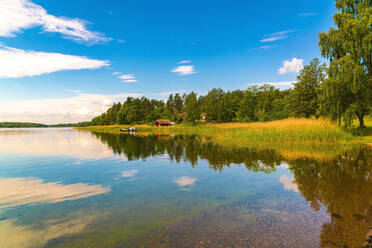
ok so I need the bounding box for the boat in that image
[120,127,138,132]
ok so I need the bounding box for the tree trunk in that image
[358,115,366,128]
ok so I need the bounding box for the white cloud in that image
[0,0,110,43]
[171,65,196,76]
[121,170,138,178]
[298,12,317,17]
[118,74,137,83]
[261,36,286,43]
[260,30,295,43]
[145,90,186,101]
[178,60,192,64]
[0,46,109,78]
[278,58,304,74]
[257,45,272,50]
[251,45,273,51]
[112,71,121,76]
[123,79,138,83]
[148,90,185,97]
[119,74,135,80]
[0,92,142,124]
[258,81,297,87]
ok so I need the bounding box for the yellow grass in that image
[77,118,366,161]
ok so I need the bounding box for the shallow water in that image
[0,128,371,248]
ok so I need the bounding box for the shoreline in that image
[76,118,369,143]
[76,118,371,161]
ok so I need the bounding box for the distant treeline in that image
[90,59,371,126]
[0,122,90,128]
[6,0,372,129]
[0,122,48,128]
[91,0,372,128]
[90,84,292,126]
[89,59,370,128]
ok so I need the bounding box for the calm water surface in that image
[0,128,371,248]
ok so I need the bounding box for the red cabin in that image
[155,119,172,127]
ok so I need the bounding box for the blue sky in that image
[0,0,335,123]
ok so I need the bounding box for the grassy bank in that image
[76,118,369,161]
[77,118,354,143]
[350,116,372,143]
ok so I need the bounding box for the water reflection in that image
[0,177,110,209]
[279,175,299,193]
[0,214,97,248]
[91,132,372,247]
[0,129,371,247]
[121,169,138,178]
[174,176,197,187]
[289,148,372,247]
[92,132,282,172]
[0,128,117,160]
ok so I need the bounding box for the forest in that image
[0,122,48,128]
[90,0,371,128]
[0,122,89,128]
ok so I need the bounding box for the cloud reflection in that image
[279,175,299,193]
[121,170,138,178]
[174,176,197,187]
[0,177,110,209]
[0,129,118,160]
[0,215,96,248]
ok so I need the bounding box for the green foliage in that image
[88,85,303,126]
[201,88,225,122]
[236,86,258,122]
[318,0,372,127]
[184,92,200,124]
[166,93,184,122]
[0,122,90,128]
[0,122,48,128]
[255,85,290,121]
[87,0,372,129]
[90,97,168,125]
[289,58,326,118]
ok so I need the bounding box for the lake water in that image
[0,128,371,248]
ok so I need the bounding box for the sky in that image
[0,0,336,124]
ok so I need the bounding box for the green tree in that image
[289,58,326,118]
[201,88,225,122]
[148,106,171,121]
[237,86,258,122]
[166,94,175,117]
[117,97,144,124]
[173,93,183,112]
[184,92,200,124]
[106,102,122,125]
[255,85,282,121]
[319,0,372,128]
[166,93,184,121]
[222,90,243,122]
[269,98,290,120]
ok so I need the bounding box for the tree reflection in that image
[91,132,282,173]
[92,132,372,247]
[289,147,372,248]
